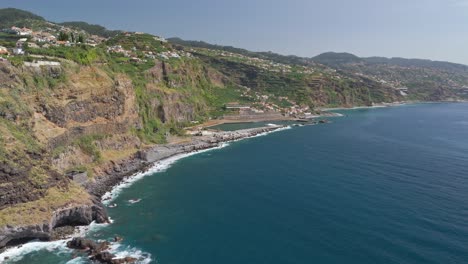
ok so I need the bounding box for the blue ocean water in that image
[4,103,468,264]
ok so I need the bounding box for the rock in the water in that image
[67,237,98,251]
[112,256,138,264]
[91,251,116,263]
[67,237,137,264]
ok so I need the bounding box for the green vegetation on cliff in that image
[1,8,468,232]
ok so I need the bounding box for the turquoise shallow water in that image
[4,103,468,264]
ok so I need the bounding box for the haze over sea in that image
[4,103,468,264]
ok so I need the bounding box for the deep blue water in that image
[4,103,468,264]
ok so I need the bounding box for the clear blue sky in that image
[2,0,468,64]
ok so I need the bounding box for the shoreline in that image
[85,125,291,198]
[0,124,292,262]
[190,112,340,130]
[319,102,407,111]
[2,100,465,261]
[320,100,468,112]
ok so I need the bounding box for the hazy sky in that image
[2,0,468,64]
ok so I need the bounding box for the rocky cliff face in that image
[0,196,107,248]
[0,54,228,249]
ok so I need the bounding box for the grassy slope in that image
[0,184,91,227]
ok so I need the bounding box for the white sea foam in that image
[108,242,152,264]
[76,217,113,236]
[0,220,115,263]
[65,257,88,264]
[0,126,291,263]
[0,239,71,263]
[101,126,291,205]
[101,142,230,205]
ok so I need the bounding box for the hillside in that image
[59,21,121,38]
[0,8,45,27]
[169,37,317,67]
[0,8,467,249]
[312,52,363,66]
[363,57,468,72]
[309,52,468,101]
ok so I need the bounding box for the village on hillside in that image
[0,23,319,119]
[0,24,191,65]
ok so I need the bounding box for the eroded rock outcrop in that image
[67,237,137,264]
[0,197,108,248]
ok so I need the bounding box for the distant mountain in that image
[168,37,255,56]
[312,52,363,66]
[0,8,45,28]
[364,57,468,72]
[168,37,315,67]
[59,21,121,38]
[0,8,120,38]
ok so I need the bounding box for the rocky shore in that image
[0,125,286,262]
[85,125,286,197]
[0,196,108,249]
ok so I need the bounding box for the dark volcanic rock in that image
[92,252,137,264]
[69,237,136,264]
[50,226,75,240]
[67,237,99,251]
[112,256,138,264]
[91,251,116,263]
[0,197,108,249]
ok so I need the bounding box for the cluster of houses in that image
[8,26,33,36]
[0,25,187,66]
[224,99,313,119]
[229,87,313,117]
[158,50,192,59]
[0,25,107,58]
[107,45,130,56]
[107,42,190,62]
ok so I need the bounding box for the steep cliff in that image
[2,8,465,249]
[0,42,229,246]
[0,41,235,241]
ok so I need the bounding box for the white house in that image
[13,48,24,55]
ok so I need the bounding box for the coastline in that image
[320,100,468,112]
[0,124,291,262]
[2,99,454,258]
[189,112,340,130]
[2,100,465,262]
[319,102,407,111]
[85,125,290,198]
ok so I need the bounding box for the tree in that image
[58,31,69,41]
[77,34,85,43]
